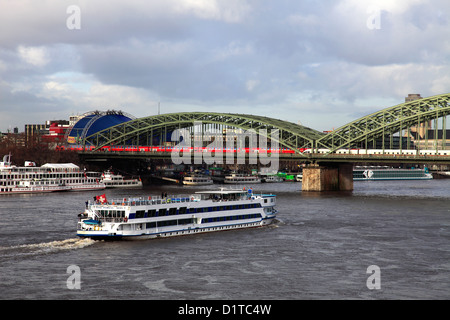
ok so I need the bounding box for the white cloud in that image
[245,80,259,92]
[173,0,251,23]
[17,46,50,67]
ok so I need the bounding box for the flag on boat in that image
[96,194,107,204]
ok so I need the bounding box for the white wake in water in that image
[0,238,95,259]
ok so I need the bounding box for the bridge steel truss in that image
[80,93,450,157]
[315,93,450,153]
[81,112,325,156]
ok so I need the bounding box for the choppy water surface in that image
[0,180,449,299]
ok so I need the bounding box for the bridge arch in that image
[82,112,324,155]
[316,93,450,152]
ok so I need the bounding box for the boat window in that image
[178,218,193,225]
[178,207,187,215]
[158,208,167,216]
[146,222,156,228]
[136,210,145,218]
[148,209,157,217]
[157,220,177,227]
[168,208,177,215]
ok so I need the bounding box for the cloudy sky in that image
[0,0,449,133]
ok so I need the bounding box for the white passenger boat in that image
[182,175,214,186]
[77,188,277,240]
[101,170,143,188]
[0,154,105,195]
[224,174,261,184]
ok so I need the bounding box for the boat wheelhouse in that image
[0,154,105,194]
[77,188,277,240]
[101,170,143,188]
[224,174,261,184]
[182,175,214,186]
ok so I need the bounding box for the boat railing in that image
[88,192,272,208]
[89,194,202,207]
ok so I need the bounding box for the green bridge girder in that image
[316,93,450,153]
[82,112,325,156]
[81,93,450,155]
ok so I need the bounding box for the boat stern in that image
[77,217,122,240]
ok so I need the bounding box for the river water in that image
[0,180,449,300]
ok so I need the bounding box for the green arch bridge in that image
[80,93,450,161]
[78,92,450,191]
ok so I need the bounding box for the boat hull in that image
[224,180,261,184]
[104,182,143,188]
[182,181,214,186]
[77,216,276,241]
[0,186,71,194]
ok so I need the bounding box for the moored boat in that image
[0,154,105,194]
[353,166,433,180]
[77,188,277,240]
[182,175,214,186]
[224,174,261,184]
[101,170,143,188]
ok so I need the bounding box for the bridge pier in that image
[302,163,353,192]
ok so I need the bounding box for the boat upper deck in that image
[0,163,81,173]
[89,189,274,209]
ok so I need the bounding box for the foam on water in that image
[0,238,95,259]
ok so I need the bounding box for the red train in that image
[57,145,309,154]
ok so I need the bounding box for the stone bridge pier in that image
[302,163,353,192]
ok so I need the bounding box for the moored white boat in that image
[101,170,143,188]
[77,188,277,240]
[182,175,214,186]
[224,174,261,184]
[0,154,105,195]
